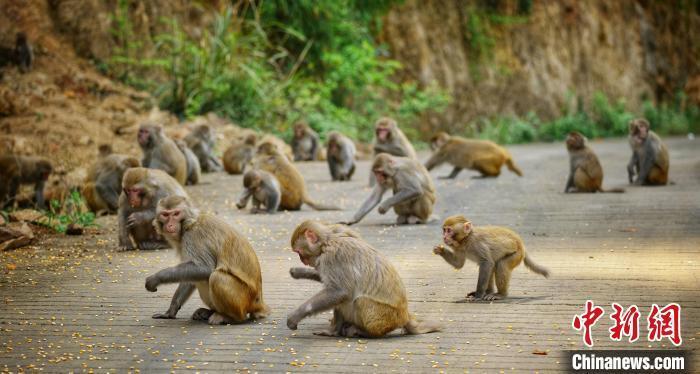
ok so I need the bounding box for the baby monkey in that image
[236,169,281,214]
[433,215,549,302]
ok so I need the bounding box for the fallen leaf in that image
[532,350,548,355]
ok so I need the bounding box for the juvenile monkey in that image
[433,215,549,302]
[0,155,52,209]
[326,131,356,181]
[15,32,33,73]
[83,148,140,214]
[565,132,624,193]
[236,169,281,214]
[174,139,201,185]
[373,117,417,159]
[137,123,188,185]
[223,134,257,175]
[118,167,188,251]
[425,132,523,178]
[287,220,440,337]
[291,121,321,161]
[184,124,222,172]
[627,118,669,185]
[346,153,435,225]
[147,195,270,325]
[253,142,340,211]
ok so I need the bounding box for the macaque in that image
[346,153,435,225]
[287,220,440,337]
[118,167,188,251]
[83,148,140,214]
[373,117,417,159]
[433,215,549,302]
[253,142,340,211]
[236,169,280,214]
[137,123,188,185]
[429,131,451,151]
[223,134,257,175]
[184,124,222,172]
[326,131,356,181]
[174,139,201,185]
[260,134,294,162]
[425,132,523,179]
[0,155,52,209]
[565,132,624,193]
[627,118,669,185]
[15,32,33,73]
[147,195,270,324]
[291,121,321,161]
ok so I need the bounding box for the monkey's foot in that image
[312,328,339,337]
[482,293,504,301]
[192,308,214,321]
[396,215,408,224]
[340,324,370,338]
[207,312,235,325]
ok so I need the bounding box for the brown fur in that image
[291,121,322,161]
[287,221,440,337]
[184,124,221,172]
[429,131,451,151]
[138,123,188,185]
[83,151,140,214]
[425,134,523,178]
[565,132,624,193]
[373,117,417,159]
[174,139,201,185]
[0,155,52,209]
[627,119,669,185]
[434,215,549,302]
[253,143,340,211]
[236,169,281,213]
[147,195,270,324]
[223,134,257,175]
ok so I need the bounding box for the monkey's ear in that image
[304,229,318,244]
[463,221,472,233]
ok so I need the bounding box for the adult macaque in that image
[118,167,188,251]
[236,169,280,214]
[326,131,356,181]
[565,132,624,193]
[137,123,188,185]
[627,118,669,185]
[345,153,435,225]
[0,155,52,209]
[429,131,450,151]
[291,121,321,161]
[223,134,257,175]
[373,117,417,159]
[147,195,270,324]
[433,215,549,302]
[425,132,523,178]
[174,139,201,185]
[15,32,33,73]
[254,142,340,211]
[287,220,440,337]
[260,134,294,161]
[83,147,140,214]
[184,124,222,172]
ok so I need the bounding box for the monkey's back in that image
[571,147,604,191]
[255,154,305,210]
[152,137,188,185]
[446,137,509,165]
[471,226,524,258]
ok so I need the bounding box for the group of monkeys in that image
[0,115,669,337]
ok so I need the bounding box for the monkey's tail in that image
[598,187,625,193]
[523,254,550,278]
[505,157,523,177]
[404,317,441,335]
[302,194,342,211]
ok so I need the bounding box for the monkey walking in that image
[627,118,669,185]
[564,131,624,193]
[433,215,549,302]
[287,220,441,337]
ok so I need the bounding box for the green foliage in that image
[44,191,97,234]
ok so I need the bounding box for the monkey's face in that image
[442,221,472,246]
[157,208,183,235]
[138,128,153,147]
[124,186,147,208]
[376,125,391,142]
[294,125,305,138]
[565,132,584,151]
[292,229,322,267]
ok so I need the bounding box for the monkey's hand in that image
[377,205,388,214]
[126,212,144,229]
[289,267,305,279]
[433,245,446,255]
[235,202,246,210]
[145,275,160,292]
[287,315,299,330]
[152,311,176,319]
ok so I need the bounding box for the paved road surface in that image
[1,137,698,372]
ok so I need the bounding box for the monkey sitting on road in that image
[236,169,281,214]
[138,123,188,185]
[433,215,549,302]
[184,124,222,172]
[0,155,52,209]
[174,139,201,185]
[223,134,257,175]
[564,132,624,193]
[291,121,321,161]
[425,132,523,179]
[326,131,356,181]
[373,117,417,159]
[146,195,270,325]
[627,118,669,185]
[287,220,440,337]
[345,153,435,225]
[83,145,141,214]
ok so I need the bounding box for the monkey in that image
[627,118,669,185]
[82,148,140,214]
[184,124,222,172]
[118,167,188,251]
[260,134,294,161]
[373,117,417,159]
[326,131,356,181]
[425,132,523,179]
[0,155,52,210]
[223,134,257,175]
[564,132,624,193]
[236,169,281,214]
[174,139,201,185]
[137,123,188,185]
[287,220,440,337]
[146,195,270,325]
[15,33,33,73]
[433,215,549,302]
[253,142,340,211]
[429,131,451,151]
[345,153,435,225]
[291,121,321,161]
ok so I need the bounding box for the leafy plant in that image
[44,191,97,234]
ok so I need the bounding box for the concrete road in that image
[1,137,698,372]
